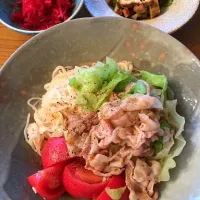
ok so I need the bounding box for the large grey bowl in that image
[0,17,200,200]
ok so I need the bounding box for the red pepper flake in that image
[11,0,75,30]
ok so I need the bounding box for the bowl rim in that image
[1,16,200,75]
[0,0,84,34]
[84,0,200,33]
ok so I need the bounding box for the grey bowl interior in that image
[1,17,200,200]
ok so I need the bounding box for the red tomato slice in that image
[28,163,65,200]
[42,137,71,168]
[96,174,129,200]
[75,167,103,184]
[63,159,109,198]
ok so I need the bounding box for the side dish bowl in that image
[0,0,83,35]
[85,0,200,33]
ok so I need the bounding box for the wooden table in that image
[0,5,200,67]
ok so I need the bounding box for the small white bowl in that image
[85,0,200,33]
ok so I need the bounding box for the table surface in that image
[0,5,200,67]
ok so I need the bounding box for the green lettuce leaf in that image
[69,77,82,90]
[140,71,168,103]
[106,186,126,200]
[106,57,119,80]
[74,61,110,93]
[77,72,129,111]
[114,74,135,93]
[71,58,132,111]
[140,71,167,88]
[159,100,186,182]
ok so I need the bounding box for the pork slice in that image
[92,119,114,139]
[125,159,160,200]
[66,112,99,157]
[86,152,124,177]
[100,101,138,128]
[120,94,163,111]
[80,94,162,178]
[139,113,160,132]
[100,100,122,120]
[67,112,99,135]
[89,154,110,171]
[125,161,153,200]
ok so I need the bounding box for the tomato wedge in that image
[28,163,65,200]
[75,167,103,184]
[42,137,71,168]
[96,174,129,200]
[63,159,109,198]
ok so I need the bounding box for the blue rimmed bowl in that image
[0,0,84,35]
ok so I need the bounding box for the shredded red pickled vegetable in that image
[11,0,75,30]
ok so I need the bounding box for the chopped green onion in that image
[153,137,164,154]
[133,81,147,94]
[160,121,171,129]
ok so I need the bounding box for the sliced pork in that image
[81,94,163,179]
[120,94,163,111]
[125,159,160,200]
[65,112,99,157]
[67,112,99,135]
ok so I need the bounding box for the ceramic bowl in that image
[85,0,200,33]
[0,0,84,35]
[1,17,200,200]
